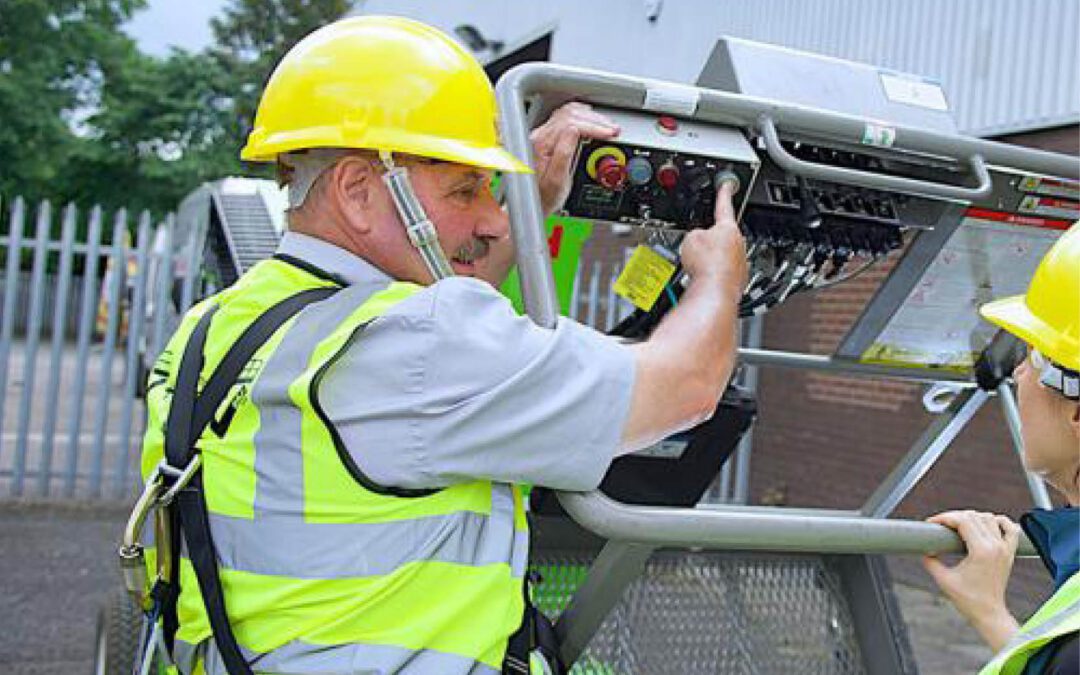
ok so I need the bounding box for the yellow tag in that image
[613,245,677,311]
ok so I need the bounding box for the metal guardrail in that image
[494,62,1063,558]
[556,491,1038,557]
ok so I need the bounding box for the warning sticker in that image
[1018,195,1080,220]
[860,209,1064,370]
[1019,176,1080,200]
[613,245,677,311]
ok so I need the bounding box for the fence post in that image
[89,211,128,497]
[149,214,176,362]
[37,204,78,496]
[63,206,104,497]
[585,261,601,328]
[11,201,52,496]
[179,211,206,313]
[113,212,152,498]
[0,196,25,460]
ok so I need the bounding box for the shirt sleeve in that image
[316,277,636,491]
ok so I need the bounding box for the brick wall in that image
[747,124,1077,613]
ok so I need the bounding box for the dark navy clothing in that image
[1021,508,1080,675]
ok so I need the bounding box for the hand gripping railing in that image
[556,491,1036,556]
[495,62,1060,558]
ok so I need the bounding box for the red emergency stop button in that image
[597,155,627,190]
[657,116,678,135]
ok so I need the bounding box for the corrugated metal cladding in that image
[355,0,1079,137]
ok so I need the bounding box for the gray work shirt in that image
[276,232,636,492]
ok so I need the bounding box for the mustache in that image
[453,238,490,261]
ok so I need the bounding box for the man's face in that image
[1014,350,1080,489]
[362,159,513,287]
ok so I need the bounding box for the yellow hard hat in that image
[240,16,531,174]
[980,222,1080,371]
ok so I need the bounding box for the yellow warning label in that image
[613,245,677,311]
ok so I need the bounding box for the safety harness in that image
[121,286,561,675]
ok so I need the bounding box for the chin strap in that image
[379,151,455,281]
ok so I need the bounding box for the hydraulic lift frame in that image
[494,62,1078,667]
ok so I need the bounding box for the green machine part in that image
[500,215,593,316]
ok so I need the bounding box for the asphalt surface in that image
[0,501,129,675]
[0,502,998,675]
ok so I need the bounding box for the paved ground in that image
[0,501,1014,675]
[0,501,129,675]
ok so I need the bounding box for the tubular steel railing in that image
[494,61,1068,559]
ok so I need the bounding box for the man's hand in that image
[679,181,748,296]
[619,181,747,453]
[530,102,619,215]
[922,510,1022,652]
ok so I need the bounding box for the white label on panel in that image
[643,85,700,116]
[880,72,949,111]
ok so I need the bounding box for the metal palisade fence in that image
[0,195,200,501]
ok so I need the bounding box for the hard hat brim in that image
[981,295,1080,371]
[242,129,533,175]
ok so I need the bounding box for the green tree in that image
[0,0,352,218]
[0,0,145,203]
[208,0,351,159]
[62,48,242,215]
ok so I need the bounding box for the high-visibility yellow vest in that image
[141,257,528,674]
[978,571,1080,675]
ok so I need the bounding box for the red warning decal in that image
[964,207,1072,230]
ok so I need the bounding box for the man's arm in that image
[620,181,747,452]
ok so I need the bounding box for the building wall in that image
[355,0,1079,136]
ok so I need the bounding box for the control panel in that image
[561,108,760,229]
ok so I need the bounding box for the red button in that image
[597,156,627,190]
[657,116,678,135]
[657,163,679,190]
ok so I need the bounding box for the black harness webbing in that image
[160,286,338,675]
[156,283,563,675]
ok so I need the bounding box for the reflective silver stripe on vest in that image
[206,500,529,579]
[250,283,382,516]
[174,637,501,675]
[999,595,1080,657]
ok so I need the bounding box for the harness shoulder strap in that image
[161,286,339,675]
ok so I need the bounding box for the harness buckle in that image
[157,455,203,507]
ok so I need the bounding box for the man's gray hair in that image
[278,148,350,211]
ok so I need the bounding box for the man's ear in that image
[328,156,377,233]
[1070,401,1080,439]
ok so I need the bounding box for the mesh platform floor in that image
[532,552,867,675]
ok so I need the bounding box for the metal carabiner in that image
[119,467,164,606]
[157,454,203,507]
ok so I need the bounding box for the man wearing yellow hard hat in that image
[923,223,1079,674]
[139,15,747,675]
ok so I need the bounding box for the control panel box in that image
[561,107,760,230]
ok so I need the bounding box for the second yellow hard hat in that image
[981,222,1080,371]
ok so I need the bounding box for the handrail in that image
[758,115,994,201]
[738,347,974,384]
[557,490,1038,557]
[495,61,1078,328]
[495,61,1054,560]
